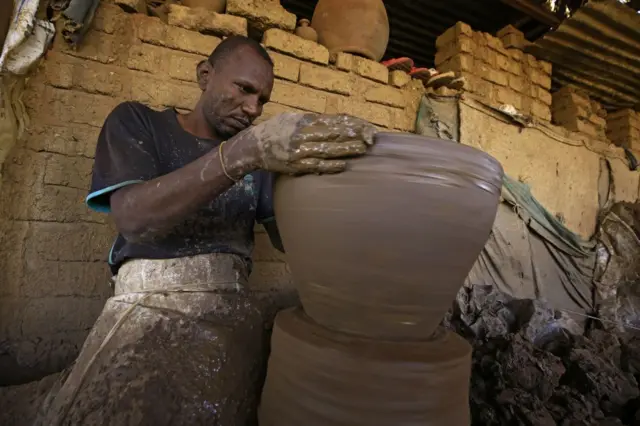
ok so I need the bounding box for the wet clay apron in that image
[33,253,271,426]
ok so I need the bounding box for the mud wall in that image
[435,21,640,237]
[0,1,422,384]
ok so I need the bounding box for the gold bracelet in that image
[218,141,239,183]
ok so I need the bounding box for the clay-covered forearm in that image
[111,136,257,243]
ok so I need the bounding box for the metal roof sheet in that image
[526,0,640,110]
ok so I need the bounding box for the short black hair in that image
[208,35,274,69]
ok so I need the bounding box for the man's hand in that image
[239,113,378,175]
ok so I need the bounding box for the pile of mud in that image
[446,285,640,426]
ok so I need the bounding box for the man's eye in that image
[236,84,249,93]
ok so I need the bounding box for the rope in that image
[56,283,240,425]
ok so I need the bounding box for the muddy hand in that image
[247,112,377,175]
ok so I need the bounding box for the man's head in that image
[195,36,275,139]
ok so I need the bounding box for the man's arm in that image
[110,130,257,243]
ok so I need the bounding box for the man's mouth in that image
[228,117,250,130]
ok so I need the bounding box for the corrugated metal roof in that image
[526,0,640,110]
[280,0,542,68]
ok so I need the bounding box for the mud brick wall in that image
[0,1,422,384]
[607,109,640,151]
[435,22,553,122]
[552,87,608,141]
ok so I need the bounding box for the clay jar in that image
[259,308,472,426]
[311,0,389,61]
[181,0,226,12]
[294,18,318,42]
[274,133,504,340]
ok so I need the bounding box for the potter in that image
[33,35,378,425]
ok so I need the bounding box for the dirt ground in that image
[445,285,640,426]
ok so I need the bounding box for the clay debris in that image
[445,286,640,426]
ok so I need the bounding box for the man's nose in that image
[242,97,261,118]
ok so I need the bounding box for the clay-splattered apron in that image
[33,253,276,426]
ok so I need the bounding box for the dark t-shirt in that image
[86,101,275,274]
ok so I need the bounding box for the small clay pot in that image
[181,0,226,12]
[259,308,473,426]
[312,0,389,61]
[274,133,503,340]
[295,18,318,42]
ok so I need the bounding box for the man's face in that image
[198,46,274,139]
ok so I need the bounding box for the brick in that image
[529,68,551,89]
[271,79,327,113]
[135,14,221,56]
[508,74,526,93]
[389,70,411,88]
[486,33,504,51]
[508,48,524,61]
[126,43,163,73]
[26,124,100,158]
[269,51,301,82]
[226,0,296,32]
[61,31,120,64]
[607,109,640,131]
[74,64,125,97]
[352,56,388,83]
[333,52,353,72]
[130,74,201,109]
[20,297,107,336]
[435,36,474,65]
[25,222,113,264]
[473,31,487,47]
[484,68,508,87]
[393,107,416,132]
[256,102,305,124]
[326,97,392,127]
[500,33,525,50]
[299,63,352,95]
[588,113,607,129]
[537,87,552,106]
[167,4,248,37]
[263,29,329,65]
[439,53,474,73]
[494,86,522,109]
[539,60,552,74]
[553,87,591,109]
[28,185,107,224]
[496,25,520,39]
[44,153,93,189]
[93,3,128,34]
[467,76,492,98]
[168,51,206,82]
[365,85,406,108]
[166,26,221,56]
[525,54,539,69]
[45,88,120,128]
[497,55,522,75]
[531,100,551,121]
[435,22,473,49]
[45,62,73,88]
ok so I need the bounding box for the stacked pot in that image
[259,133,504,426]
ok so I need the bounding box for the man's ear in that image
[196,60,212,91]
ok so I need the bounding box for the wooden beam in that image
[500,0,562,26]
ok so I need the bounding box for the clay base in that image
[259,308,472,426]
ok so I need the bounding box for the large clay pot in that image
[274,133,503,340]
[259,308,472,426]
[311,0,389,61]
[181,0,226,12]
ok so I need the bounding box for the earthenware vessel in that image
[259,308,472,425]
[181,0,226,12]
[311,0,389,61]
[294,18,318,42]
[274,133,503,340]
